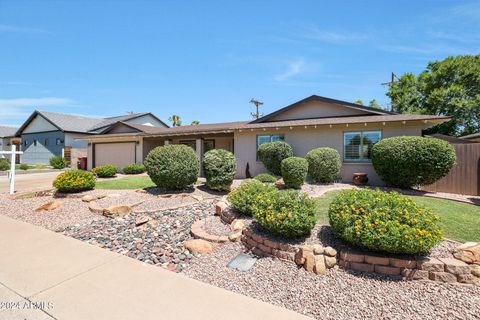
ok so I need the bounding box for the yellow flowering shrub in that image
[253,189,316,239]
[53,170,95,193]
[328,188,442,254]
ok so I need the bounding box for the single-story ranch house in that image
[0,126,21,162]
[83,95,449,185]
[15,111,168,165]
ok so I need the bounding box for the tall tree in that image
[353,99,364,105]
[368,99,382,109]
[387,55,480,136]
[168,115,182,127]
[190,120,200,125]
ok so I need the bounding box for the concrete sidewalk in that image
[0,215,311,320]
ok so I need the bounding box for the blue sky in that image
[0,0,479,127]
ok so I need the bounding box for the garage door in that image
[94,142,136,168]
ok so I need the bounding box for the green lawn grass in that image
[95,176,156,190]
[315,190,480,243]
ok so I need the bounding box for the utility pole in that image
[250,98,264,119]
[381,72,398,112]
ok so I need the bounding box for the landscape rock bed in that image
[185,242,480,320]
[63,201,217,272]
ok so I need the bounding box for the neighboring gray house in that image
[16,111,168,165]
[0,126,21,162]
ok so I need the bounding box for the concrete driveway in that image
[0,171,62,193]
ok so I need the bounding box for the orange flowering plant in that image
[328,188,442,254]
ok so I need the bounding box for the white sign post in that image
[0,145,23,195]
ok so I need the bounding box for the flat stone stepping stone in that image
[227,253,257,272]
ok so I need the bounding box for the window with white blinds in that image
[343,131,381,162]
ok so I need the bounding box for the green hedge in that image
[328,188,442,254]
[92,164,118,177]
[372,136,456,188]
[281,157,308,189]
[144,144,199,190]
[123,163,146,174]
[228,179,275,217]
[49,156,67,169]
[203,149,236,191]
[254,173,277,183]
[53,170,95,193]
[257,141,293,175]
[254,189,316,239]
[305,147,341,183]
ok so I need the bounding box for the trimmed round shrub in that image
[19,164,29,170]
[144,144,199,190]
[49,156,66,169]
[257,141,293,175]
[281,157,308,189]
[254,173,277,183]
[228,179,275,216]
[305,147,341,183]
[203,149,236,191]
[372,136,456,188]
[0,158,10,171]
[92,164,118,177]
[253,189,316,239]
[53,170,95,193]
[328,188,442,254]
[123,163,146,174]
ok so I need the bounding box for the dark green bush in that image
[0,158,10,171]
[228,179,275,216]
[122,163,146,174]
[19,164,29,170]
[372,136,456,188]
[144,144,199,190]
[305,147,341,183]
[328,188,442,254]
[281,157,308,189]
[254,173,277,183]
[254,189,316,239]
[257,141,293,175]
[53,170,95,193]
[49,156,66,169]
[203,149,236,191]
[92,164,118,177]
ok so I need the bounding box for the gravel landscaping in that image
[185,242,480,320]
[63,201,218,272]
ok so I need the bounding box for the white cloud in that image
[0,24,47,34]
[0,97,74,124]
[273,59,307,82]
[301,26,369,44]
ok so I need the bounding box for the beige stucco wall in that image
[126,114,168,128]
[233,122,428,185]
[267,100,370,122]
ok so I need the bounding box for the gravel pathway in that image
[185,242,480,320]
[63,201,217,272]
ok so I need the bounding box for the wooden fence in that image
[422,143,480,196]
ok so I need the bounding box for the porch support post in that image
[164,139,170,145]
[196,138,204,177]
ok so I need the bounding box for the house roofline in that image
[251,95,396,124]
[15,110,64,136]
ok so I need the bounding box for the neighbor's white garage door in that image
[94,142,136,168]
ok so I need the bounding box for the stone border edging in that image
[191,219,229,243]
[241,228,296,261]
[339,250,479,285]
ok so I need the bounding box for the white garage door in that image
[94,142,136,168]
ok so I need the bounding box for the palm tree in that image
[168,115,182,127]
[190,120,200,125]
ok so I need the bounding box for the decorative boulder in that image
[183,239,213,254]
[453,242,480,265]
[35,200,63,212]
